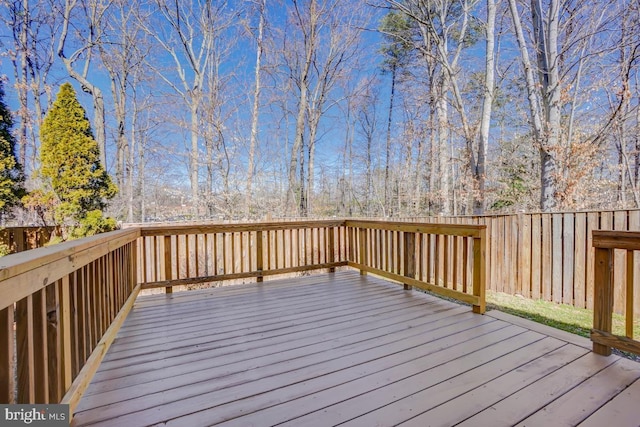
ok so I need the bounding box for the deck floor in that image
[73,270,640,427]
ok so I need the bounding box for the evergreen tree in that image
[37,83,117,236]
[0,80,25,216]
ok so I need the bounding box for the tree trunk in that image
[437,77,451,215]
[190,102,200,218]
[246,0,265,218]
[474,0,496,215]
[384,63,397,216]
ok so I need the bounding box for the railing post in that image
[256,231,263,282]
[403,232,415,290]
[593,247,614,356]
[164,236,173,294]
[359,228,367,275]
[472,231,487,314]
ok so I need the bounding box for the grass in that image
[486,291,640,360]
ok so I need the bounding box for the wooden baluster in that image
[164,236,173,294]
[329,227,336,272]
[1,304,15,403]
[359,228,367,275]
[403,232,416,290]
[16,295,34,403]
[626,250,635,339]
[593,247,614,355]
[60,276,73,394]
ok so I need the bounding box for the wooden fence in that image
[591,230,640,355]
[0,227,58,254]
[408,210,640,315]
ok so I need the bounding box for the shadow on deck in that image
[73,271,640,427]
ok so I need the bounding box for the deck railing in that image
[0,229,140,408]
[591,230,640,356]
[0,219,487,413]
[346,220,487,314]
[136,220,348,292]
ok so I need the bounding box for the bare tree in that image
[1,0,59,173]
[139,0,232,218]
[245,0,266,217]
[282,0,366,216]
[57,0,110,168]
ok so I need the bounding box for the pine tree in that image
[38,83,117,236]
[0,80,25,216]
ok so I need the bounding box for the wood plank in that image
[593,247,614,355]
[398,343,587,427]
[519,213,531,298]
[32,289,49,403]
[456,352,618,427]
[78,307,480,416]
[574,213,587,308]
[516,358,640,427]
[531,214,541,300]
[188,324,525,427]
[16,295,34,403]
[586,212,598,309]
[0,304,15,403]
[74,306,492,425]
[579,378,640,427]
[563,213,575,305]
[552,213,563,303]
[614,211,628,314]
[0,229,140,311]
[284,330,549,427]
[62,284,141,418]
[70,269,640,427]
[629,211,640,322]
[542,214,552,301]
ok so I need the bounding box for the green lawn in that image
[487,291,640,340]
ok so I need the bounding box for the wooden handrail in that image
[0,228,140,311]
[137,220,347,290]
[345,221,487,314]
[591,230,640,356]
[0,228,139,410]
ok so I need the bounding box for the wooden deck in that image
[72,270,640,427]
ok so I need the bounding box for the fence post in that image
[403,232,416,290]
[472,230,487,314]
[359,228,367,275]
[593,247,614,356]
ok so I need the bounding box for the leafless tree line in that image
[1,0,639,224]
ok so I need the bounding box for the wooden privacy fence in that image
[415,209,640,315]
[592,230,640,356]
[0,226,59,254]
[0,229,139,411]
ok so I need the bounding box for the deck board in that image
[72,270,639,427]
